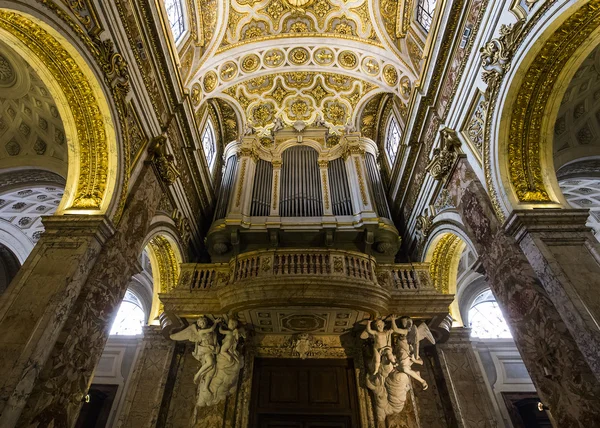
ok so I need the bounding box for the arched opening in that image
[0,10,121,217]
[468,289,512,339]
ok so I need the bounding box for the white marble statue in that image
[170,315,245,418]
[361,315,435,423]
[170,316,220,385]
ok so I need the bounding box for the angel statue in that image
[394,316,433,390]
[361,318,398,376]
[361,315,436,424]
[170,316,220,385]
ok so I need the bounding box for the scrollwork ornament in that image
[147,134,179,186]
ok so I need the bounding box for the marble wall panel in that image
[446,158,600,426]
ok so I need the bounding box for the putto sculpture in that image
[170,315,245,417]
[361,315,435,423]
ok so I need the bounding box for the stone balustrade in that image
[162,250,451,320]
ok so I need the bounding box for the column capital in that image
[504,209,593,242]
[40,215,115,245]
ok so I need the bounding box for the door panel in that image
[251,359,359,428]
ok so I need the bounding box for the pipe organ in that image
[209,127,400,262]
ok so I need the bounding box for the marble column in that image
[447,158,600,426]
[434,329,497,428]
[0,165,163,427]
[118,326,179,428]
[505,209,600,381]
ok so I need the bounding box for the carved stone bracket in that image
[426,128,462,181]
[147,134,179,187]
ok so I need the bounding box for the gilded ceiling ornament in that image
[264,49,285,67]
[287,98,311,120]
[338,51,358,69]
[267,80,292,103]
[313,47,334,65]
[399,76,411,98]
[379,0,399,41]
[323,100,347,126]
[220,61,238,81]
[362,56,380,75]
[307,77,332,106]
[251,102,275,127]
[383,65,398,86]
[203,71,218,92]
[264,0,287,21]
[289,47,310,65]
[241,54,260,72]
[191,83,202,106]
[340,86,362,108]
[285,0,312,7]
[285,71,314,88]
[288,20,311,33]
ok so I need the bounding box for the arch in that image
[423,231,467,325]
[145,231,183,323]
[0,10,121,217]
[488,1,600,218]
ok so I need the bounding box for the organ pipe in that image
[214,154,238,220]
[250,159,273,216]
[280,146,323,217]
[328,158,353,216]
[365,153,392,219]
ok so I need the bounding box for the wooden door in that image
[250,358,360,428]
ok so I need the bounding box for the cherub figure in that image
[393,316,434,390]
[170,316,221,384]
[362,318,398,375]
[219,318,242,364]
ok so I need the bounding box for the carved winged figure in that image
[361,316,436,423]
[170,316,220,384]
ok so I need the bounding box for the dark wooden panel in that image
[250,359,359,428]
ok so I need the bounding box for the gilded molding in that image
[236,158,248,207]
[429,233,462,294]
[0,11,113,212]
[272,170,279,209]
[354,156,368,205]
[480,0,599,218]
[321,169,330,210]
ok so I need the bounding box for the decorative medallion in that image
[382,65,398,86]
[220,61,238,81]
[241,54,260,72]
[191,83,201,106]
[203,71,218,92]
[362,56,380,75]
[289,47,310,65]
[313,47,334,65]
[251,102,275,127]
[264,49,285,67]
[338,50,358,69]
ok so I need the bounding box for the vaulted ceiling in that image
[178,0,426,137]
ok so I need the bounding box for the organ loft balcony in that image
[161,126,453,338]
[206,125,401,263]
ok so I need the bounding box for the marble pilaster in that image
[434,329,497,428]
[0,215,115,418]
[0,165,163,427]
[447,158,600,426]
[505,209,600,381]
[118,326,178,428]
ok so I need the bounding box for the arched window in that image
[202,119,217,169]
[165,0,186,42]
[417,0,437,32]
[110,290,146,335]
[468,290,512,339]
[385,115,401,164]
